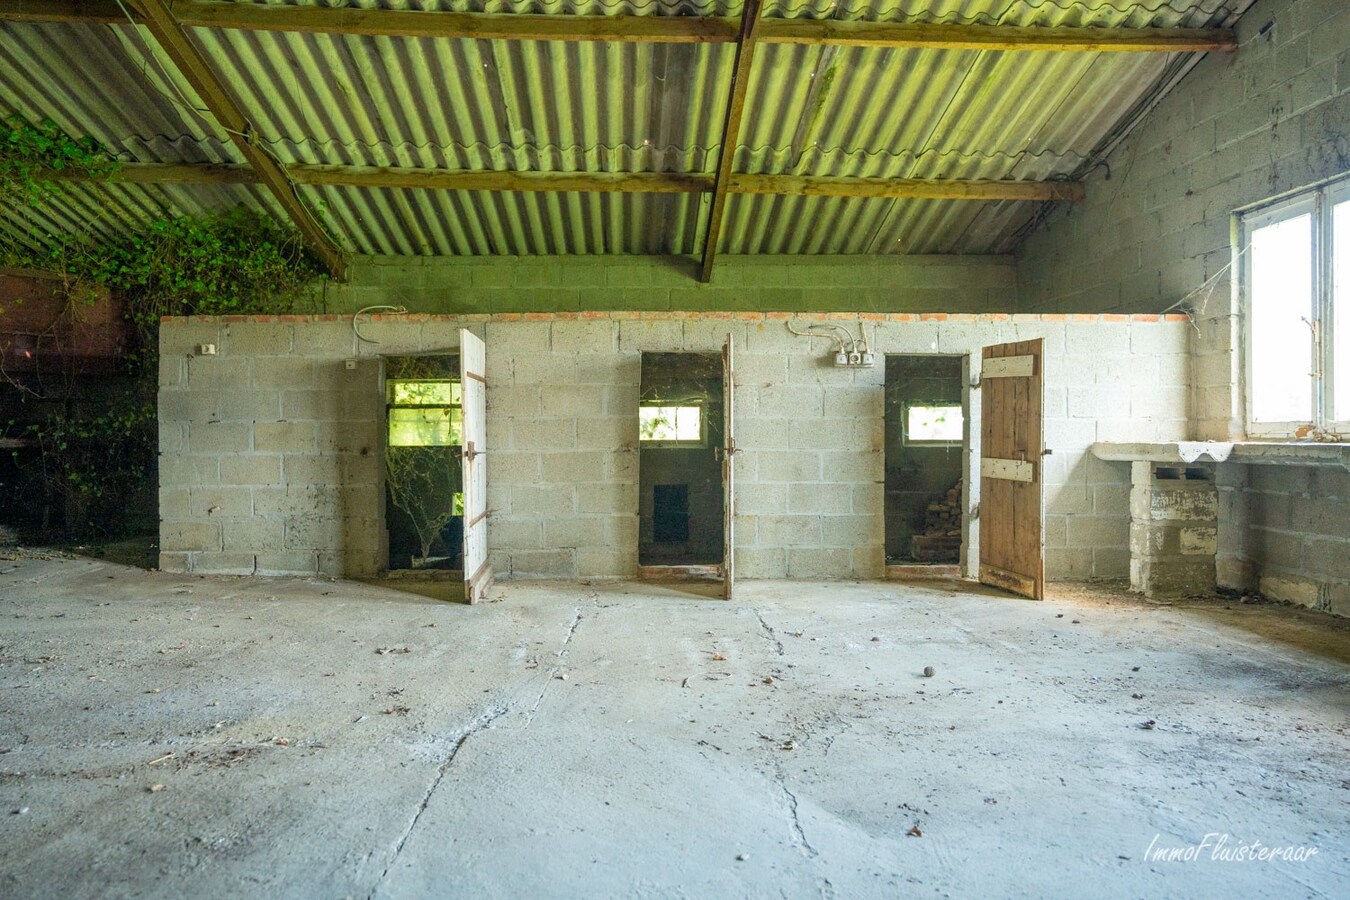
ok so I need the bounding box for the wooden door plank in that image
[979,339,1044,600]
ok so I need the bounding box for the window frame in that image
[902,400,964,447]
[1239,175,1350,439]
[638,401,706,447]
[385,377,463,448]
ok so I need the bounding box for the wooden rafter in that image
[58,161,1087,203]
[728,174,1086,203]
[0,2,1237,53]
[96,0,348,277]
[757,20,1237,53]
[700,0,764,284]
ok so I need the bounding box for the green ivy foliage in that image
[0,117,327,541]
[15,401,157,539]
[0,114,119,207]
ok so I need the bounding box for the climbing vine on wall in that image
[1,116,327,541]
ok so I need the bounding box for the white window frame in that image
[1239,174,1350,439]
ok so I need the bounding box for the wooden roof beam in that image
[61,162,1086,202]
[128,0,348,279]
[700,0,764,284]
[1,2,1235,52]
[757,20,1237,53]
[729,174,1086,203]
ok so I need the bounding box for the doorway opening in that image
[885,355,966,575]
[638,352,724,575]
[383,354,463,576]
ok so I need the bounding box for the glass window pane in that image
[389,380,459,405]
[388,407,462,446]
[640,406,702,442]
[1249,213,1314,423]
[1335,199,1350,422]
[906,404,963,443]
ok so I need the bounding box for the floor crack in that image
[753,607,785,657]
[774,764,818,859]
[367,704,509,899]
[525,606,585,725]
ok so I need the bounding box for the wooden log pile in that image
[911,480,962,562]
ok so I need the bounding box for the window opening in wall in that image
[638,353,724,569]
[639,404,704,445]
[383,356,463,572]
[1240,174,1350,437]
[904,402,964,445]
[885,356,966,568]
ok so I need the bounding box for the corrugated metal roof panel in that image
[303,184,703,254]
[720,192,1035,254]
[190,27,732,172]
[0,1,1251,260]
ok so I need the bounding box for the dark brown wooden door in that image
[979,339,1045,600]
[721,334,736,600]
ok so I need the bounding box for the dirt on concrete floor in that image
[1,556,1347,898]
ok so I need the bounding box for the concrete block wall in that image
[1217,464,1350,616]
[318,255,1020,316]
[159,312,1190,582]
[1015,0,1350,441]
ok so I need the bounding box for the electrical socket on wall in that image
[196,344,217,356]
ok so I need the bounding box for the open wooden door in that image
[721,334,737,600]
[460,329,492,604]
[978,339,1045,600]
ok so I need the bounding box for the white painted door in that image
[460,329,492,604]
[722,333,736,600]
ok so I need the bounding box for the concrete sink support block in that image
[1128,461,1218,598]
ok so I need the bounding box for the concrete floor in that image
[1,552,1347,899]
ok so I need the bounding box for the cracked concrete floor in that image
[1,554,1348,898]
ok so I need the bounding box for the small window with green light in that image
[639,404,704,446]
[904,402,963,445]
[387,379,462,447]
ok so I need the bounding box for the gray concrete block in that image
[189,487,252,518]
[162,521,223,552]
[220,455,282,486]
[223,520,286,553]
[510,483,577,516]
[619,319,683,352]
[254,551,320,575]
[254,422,316,454]
[227,323,294,356]
[552,321,617,354]
[510,549,576,578]
[293,323,355,357]
[786,547,852,578]
[189,552,256,575]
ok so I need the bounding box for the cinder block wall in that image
[318,255,1020,316]
[1015,0,1349,613]
[1218,465,1350,617]
[1017,0,1349,440]
[159,312,1189,582]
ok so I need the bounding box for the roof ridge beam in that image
[3,3,1235,52]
